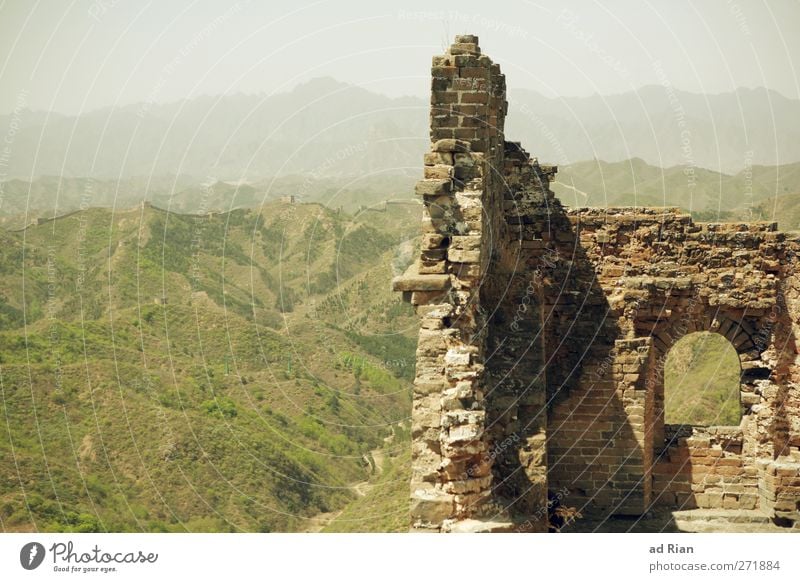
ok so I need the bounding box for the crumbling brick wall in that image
[653,426,756,511]
[395,35,800,532]
[554,210,796,519]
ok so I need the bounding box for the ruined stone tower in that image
[393,35,800,532]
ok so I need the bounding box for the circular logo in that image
[20,542,46,570]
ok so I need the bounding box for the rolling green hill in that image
[0,200,419,532]
[0,173,417,230]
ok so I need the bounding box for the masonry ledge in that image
[392,262,450,292]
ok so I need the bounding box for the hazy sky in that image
[0,0,798,114]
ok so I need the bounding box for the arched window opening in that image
[664,331,741,426]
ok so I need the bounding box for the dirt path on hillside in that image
[299,426,396,532]
[553,180,591,200]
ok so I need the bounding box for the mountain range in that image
[1,78,798,181]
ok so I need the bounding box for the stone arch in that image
[650,310,765,360]
[646,305,774,452]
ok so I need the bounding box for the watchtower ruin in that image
[393,35,800,532]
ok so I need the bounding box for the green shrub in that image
[201,397,237,418]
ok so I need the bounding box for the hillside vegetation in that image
[0,200,419,532]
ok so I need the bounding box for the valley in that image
[0,200,418,532]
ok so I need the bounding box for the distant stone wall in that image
[395,35,800,532]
